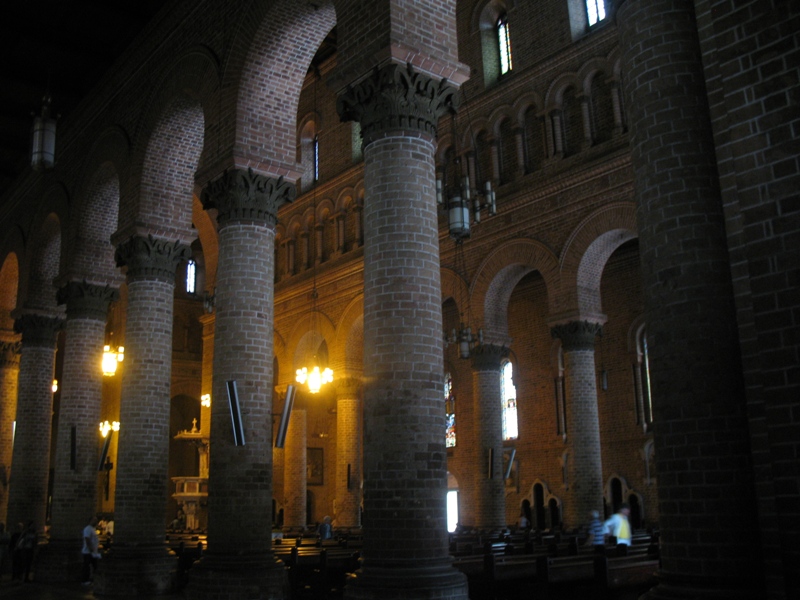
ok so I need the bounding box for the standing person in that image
[81,516,99,585]
[603,503,632,553]
[586,510,606,553]
[318,515,333,541]
[16,521,37,582]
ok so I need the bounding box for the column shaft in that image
[284,409,307,529]
[335,379,362,528]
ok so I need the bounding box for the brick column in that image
[337,63,468,600]
[617,1,762,597]
[93,235,189,596]
[284,408,307,529]
[0,338,21,523]
[37,282,118,582]
[550,320,604,530]
[334,377,362,528]
[7,314,62,541]
[470,344,507,530]
[186,168,294,600]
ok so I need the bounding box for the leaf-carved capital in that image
[551,321,603,352]
[201,168,296,227]
[470,344,509,372]
[56,281,119,321]
[115,235,191,283]
[13,314,65,347]
[336,63,460,144]
[0,340,22,368]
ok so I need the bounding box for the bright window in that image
[186,259,196,294]
[497,15,513,75]
[642,334,653,424]
[586,0,606,26]
[447,490,459,533]
[445,372,456,447]
[313,134,320,182]
[502,361,518,440]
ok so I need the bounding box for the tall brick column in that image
[334,377,362,528]
[0,338,21,523]
[284,408,307,529]
[7,313,62,540]
[187,168,294,600]
[550,320,604,530]
[470,344,507,530]
[337,63,468,600]
[93,235,189,596]
[37,282,118,582]
[617,1,762,597]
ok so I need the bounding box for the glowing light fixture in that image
[296,364,333,394]
[201,394,211,408]
[102,345,124,376]
[31,95,57,170]
[99,420,120,438]
[52,379,58,393]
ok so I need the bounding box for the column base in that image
[640,571,763,600]
[186,552,289,600]
[93,544,177,596]
[345,559,469,600]
[33,538,83,583]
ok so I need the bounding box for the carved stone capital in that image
[470,344,509,372]
[114,235,191,282]
[0,340,22,368]
[551,321,603,352]
[201,168,296,227]
[333,376,362,399]
[56,281,119,321]
[336,63,460,144]
[13,314,64,347]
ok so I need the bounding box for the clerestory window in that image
[186,259,196,294]
[501,360,518,440]
[445,372,456,447]
[586,0,606,26]
[497,15,513,75]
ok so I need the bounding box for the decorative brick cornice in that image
[0,340,22,368]
[336,63,459,144]
[114,235,191,283]
[551,321,603,352]
[470,344,509,372]
[56,281,119,321]
[201,168,296,228]
[13,314,64,347]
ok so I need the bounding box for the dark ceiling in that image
[0,1,171,198]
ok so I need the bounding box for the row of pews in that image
[450,528,660,590]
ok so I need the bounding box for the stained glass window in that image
[445,372,456,447]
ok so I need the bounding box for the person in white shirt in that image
[603,503,632,547]
[81,516,99,585]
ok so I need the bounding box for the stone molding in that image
[0,340,22,368]
[470,344,509,372]
[13,314,64,347]
[56,281,119,321]
[114,235,191,282]
[336,63,460,143]
[201,168,296,227]
[333,376,362,398]
[551,320,603,352]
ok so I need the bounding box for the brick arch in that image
[471,238,560,343]
[331,294,364,377]
[213,0,336,180]
[288,308,337,376]
[577,57,613,96]
[23,212,63,312]
[191,194,218,293]
[559,202,637,318]
[544,72,580,110]
[0,250,21,332]
[487,104,516,135]
[440,267,470,318]
[512,92,545,124]
[335,187,356,212]
[117,47,218,244]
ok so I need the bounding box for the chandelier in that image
[444,240,483,359]
[102,345,125,376]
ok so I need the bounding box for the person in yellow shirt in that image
[603,503,632,549]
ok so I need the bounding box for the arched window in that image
[496,14,513,75]
[641,332,653,424]
[313,134,320,182]
[445,372,456,447]
[586,0,607,27]
[185,259,196,294]
[501,360,518,440]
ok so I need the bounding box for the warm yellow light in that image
[99,420,120,438]
[102,345,124,376]
[52,379,58,393]
[296,365,333,394]
[201,394,211,408]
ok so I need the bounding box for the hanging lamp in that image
[31,94,57,170]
